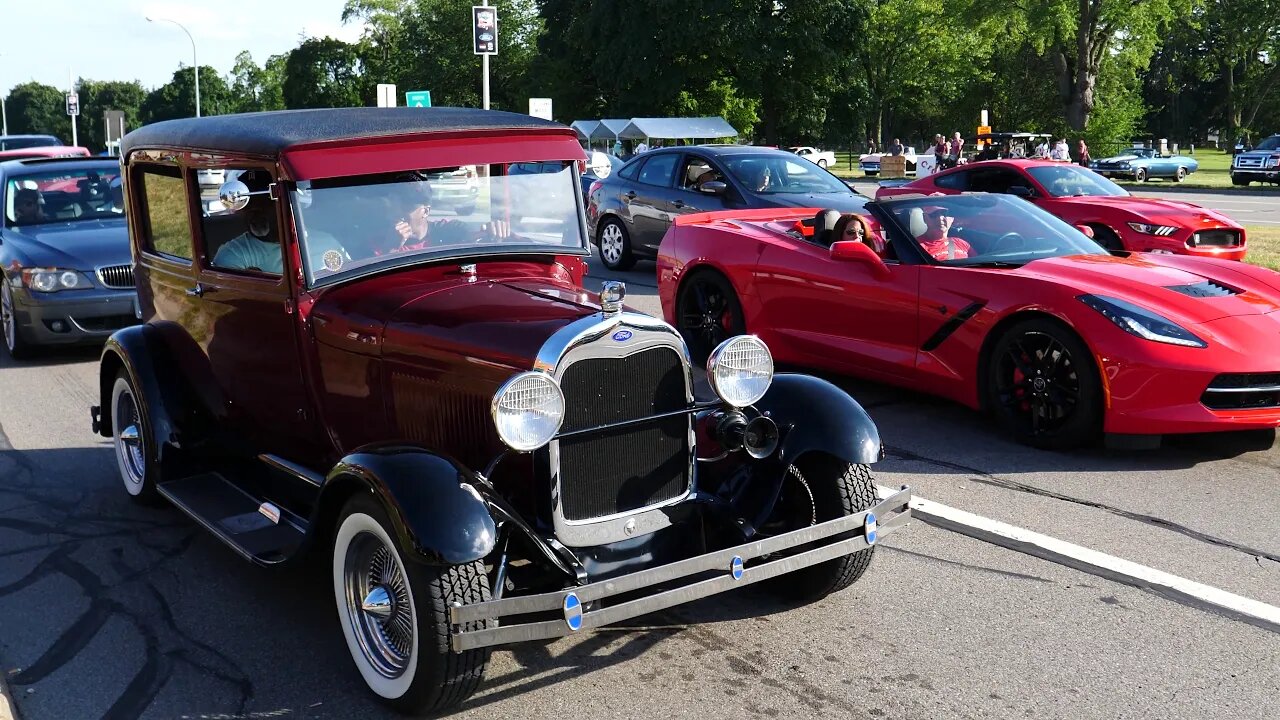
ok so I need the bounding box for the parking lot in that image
[0,253,1274,720]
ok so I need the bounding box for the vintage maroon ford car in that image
[88,108,911,712]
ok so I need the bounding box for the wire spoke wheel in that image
[343,530,416,680]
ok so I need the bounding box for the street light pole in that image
[146,16,200,118]
[481,0,490,110]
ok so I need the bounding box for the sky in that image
[1,0,367,94]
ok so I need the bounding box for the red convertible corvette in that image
[876,160,1247,261]
[657,194,1280,448]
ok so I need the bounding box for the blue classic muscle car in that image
[1090,147,1199,183]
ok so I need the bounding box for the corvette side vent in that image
[1165,280,1240,298]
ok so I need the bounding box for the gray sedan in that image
[1,158,137,358]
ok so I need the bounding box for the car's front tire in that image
[817,158,829,168]
[1175,166,1188,182]
[597,217,636,271]
[333,493,490,714]
[1,282,32,360]
[1232,176,1250,186]
[761,458,878,603]
[985,318,1102,450]
[675,270,745,365]
[111,371,163,504]
[1134,168,1148,183]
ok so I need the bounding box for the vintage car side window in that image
[636,154,678,187]
[139,166,193,260]
[201,168,283,277]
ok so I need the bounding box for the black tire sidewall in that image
[677,271,745,365]
[111,371,163,503]
[985,319,1103,450]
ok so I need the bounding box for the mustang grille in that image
[1190,230,1242,248]
[1201,373,1280,410]
[1165,280,1240,298]
[557,347,689,521]
[97,264,134,289]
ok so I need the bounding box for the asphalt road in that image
[847,179,1280,227]
[1,256,1278,719]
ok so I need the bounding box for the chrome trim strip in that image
[1203,385,1280,394]
[65,316,123,335]
[95,264,134,290]
[259,453,324,488]
[449,487,912,650]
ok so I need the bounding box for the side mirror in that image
[218,179,253,212]
[1006,185,1035,199]
[699,180,728,195]
[830,240,891,279]
[1075,224,1095,239]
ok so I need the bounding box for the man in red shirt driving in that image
[916,207,972,261]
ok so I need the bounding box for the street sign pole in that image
[481,1,490,110]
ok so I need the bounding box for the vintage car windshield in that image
[1124,148,1156,158]
[1026,165,1127,198]
[881,194,1107,267]
[4,167,123,228]
[293,162,585,287]
[722,155,849,194]
[1254,136,1280,151]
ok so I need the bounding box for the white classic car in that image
[859,147,917,176]
[788,146,836,168]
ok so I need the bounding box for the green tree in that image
[284,37,366,108]
[76,79,147,152]
[141,66,234,123]
[4,82,69,142]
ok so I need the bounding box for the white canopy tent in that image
[570,120,600,143]
[618,117,738,141]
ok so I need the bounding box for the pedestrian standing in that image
[891,138,904,156]
[948,132,964,168]
[867,137,878,154]
[1077,139,1091,167]
[932,134,946,168]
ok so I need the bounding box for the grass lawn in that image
[1246,225,1280,271]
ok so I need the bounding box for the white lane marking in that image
[877,486,1280,633]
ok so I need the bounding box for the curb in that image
[880,486,1280,634]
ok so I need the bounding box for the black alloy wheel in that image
[676,272,745,365]
[986,319,1102,450]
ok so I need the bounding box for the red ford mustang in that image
[657,194,1280,448]
[876,159,1247,261]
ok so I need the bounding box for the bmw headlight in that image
[491,372,565,451]
[708,335,774,407]
[21,268,87,292]
[1079,295,1206,348]
[1127,222,1178,236]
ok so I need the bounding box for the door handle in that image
[185,284,206,298]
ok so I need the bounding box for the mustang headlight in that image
[491,372,565,451]
[1079,294,1206,348]
[707,335,774,407]
[1127,222,1178,236]
[21,268,87,292]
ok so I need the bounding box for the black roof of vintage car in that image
[120,107,566,157]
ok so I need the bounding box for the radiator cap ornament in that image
[600,281,625,314]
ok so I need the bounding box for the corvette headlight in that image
[491,372,565,451]
[1127,222,1178,236]
[1079,294,1206,348]
[21,268,88,292]
[708,335,774,407]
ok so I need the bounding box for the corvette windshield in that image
[1027,165,1127,198]
[881,194,1107,267]
[292,162,584,287]
[722,155,849,194]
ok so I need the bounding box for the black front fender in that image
[98,325,182,470]
[325,447,498,566]
[758,373,882,468]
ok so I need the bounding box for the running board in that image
[158,472,307,565]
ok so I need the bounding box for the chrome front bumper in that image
[449,486,912,651]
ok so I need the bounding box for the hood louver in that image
[1165,280,1240,298]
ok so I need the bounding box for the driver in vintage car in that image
[212,173,283,274]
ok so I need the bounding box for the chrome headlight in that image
[21,268,87,292]
[1118,162,1130,169]
[1127,222,1178,236]
[707,335,774,407]
[1079,294,1206,348]
[491,372,565,451]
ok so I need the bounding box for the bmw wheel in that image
[597,217,636,271]
[986,319,1102,450]
[334,493,490,713]
[111,371,162,504]
[1,282,31,360]
[676,271,745,365]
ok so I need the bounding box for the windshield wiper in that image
[954,260,1024,268]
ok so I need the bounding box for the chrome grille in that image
[97,264,134,289]
[1235,156,1264,169]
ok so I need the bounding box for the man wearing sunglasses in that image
[12,189,45,224]
[917,207,972,261]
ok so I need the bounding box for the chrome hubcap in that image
[343,532,413,679]
[113,389,145,488]
[601,225,623,263]
[1,283,14,352]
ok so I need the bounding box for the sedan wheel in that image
[1,282,30,360]
[597,218,635,271]
[987,320,1101,450]
[677,272,745,365]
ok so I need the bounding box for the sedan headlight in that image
[491,372,565,451]
[708,335,774,407]
[21,268,89,292]
[1079,295,1206,348]
[1127,222,1178,236]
